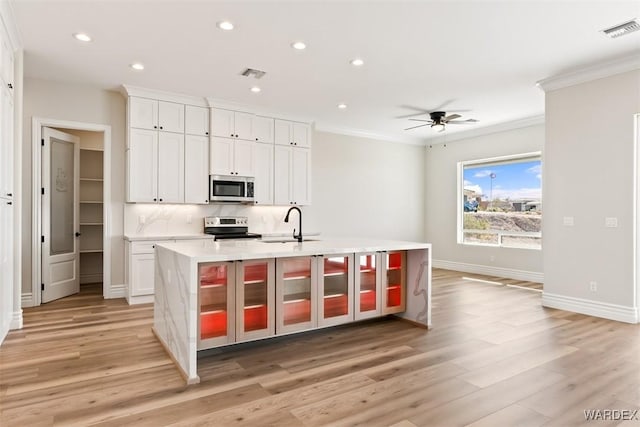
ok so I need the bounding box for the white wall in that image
[22,78,126,295]
[543,69,640,321]
[304,131,425,241]
[425,124,544,279]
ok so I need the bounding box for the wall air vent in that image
[602,19,640,38]
[240,68,266,79]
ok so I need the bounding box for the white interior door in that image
[42,127,80,303]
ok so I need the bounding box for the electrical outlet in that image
[187,215,192,224]
[605,217,618,228]
[563,216,574,226]
[589,281,597,292]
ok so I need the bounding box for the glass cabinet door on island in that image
[198,261,235,349]
[317,254,354,327]
[354,252,382,320]
[381,251,406,314]
[236,259,275,341]
[276,256,317,334]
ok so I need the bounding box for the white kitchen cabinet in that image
[157,132,185,203]
[198,261,236,349]
[354,252,382,320]
[275,256,318,334]
[127,128,158,202]
[184,135,210,204]
[128,97,185,133]
[235,259,275,342]
[127,128,184,203]
[126,240,173,304]
[274,145,311,206]
[185,105,210,136]
[317,254,354,327]
[210,136,253,176]
[381,251,407,315]
[211,108,252,140]
[251,116,274,143]
[252,142,274,205]
[274,119,310,148]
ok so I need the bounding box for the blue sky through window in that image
[463,160,541,201]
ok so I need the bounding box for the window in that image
[458,152,542,250]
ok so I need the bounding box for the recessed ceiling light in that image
[350,58,364,67]
[291,41,306,50]
[217,21,234,31]
[250,86,261,93]
[130,63,145,71]
[73,33,92,42]
[337,103,347,109]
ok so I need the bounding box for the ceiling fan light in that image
[431,123,445,132]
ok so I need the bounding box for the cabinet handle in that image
[160,126,163,130]
[235,134,239,138]
[6,193,12,197]
[154,126,158,129]
[294,142,297,146]
[75,232,82,237]
[152,245,155,249]
[153,198,157,201]
[206,132,209,135]
[230,133,234,137]
[255,138,258,141]
[6,201,12,205]
[159,198,163,202]
[7,83,12,89]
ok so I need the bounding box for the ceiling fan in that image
[404,111,479,132]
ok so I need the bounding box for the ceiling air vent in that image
[240,68,266,79]
[602,19,640,38]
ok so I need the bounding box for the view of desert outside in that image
[462,158,542,249]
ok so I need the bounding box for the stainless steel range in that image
[204,216,262,241]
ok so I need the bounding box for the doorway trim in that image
[31,117,112,306]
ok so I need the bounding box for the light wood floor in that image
[1,270,639,426]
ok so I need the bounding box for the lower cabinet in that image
[126,240,173,304]
[198,258,275,350]
[197,251,405,350]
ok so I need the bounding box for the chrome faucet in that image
[284,206,303,242]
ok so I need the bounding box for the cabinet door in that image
[234,112,253,140]
[292,122,310,147]
[274,119,292,146]
[157,132,184,203]
[252,142,273,205]
[130,253,155,296]
[211,108,235,138]
[251,116,274,143]
[236,259,275,342]
[291,147,311,205]
[354,252,382,320]
[381,251,406,314]
[199,261,235,349]
[129,97,158,131]
[276,256,317,334]
[317,254,354,327]
[0,85,13,198]
[233,139,254,176]
[158,101,185,133]
[273,145,292,205]
[127,128,158,202]
[184,135,210,204]
[185,105,210,136]
[210,136,234,175]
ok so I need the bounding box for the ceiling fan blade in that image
[408,118,432,122]
[447,119,479,125]
[404,123,430,131]
[444,114,461,121]
[396,105,431,119]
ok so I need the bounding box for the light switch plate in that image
[563,216,574,226]
[605,217,618,228]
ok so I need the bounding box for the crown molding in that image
[120,85,208,107]
[536,53,640,92]
[423,114,545,144]
[205,97,315,124]
[313,123,426,146]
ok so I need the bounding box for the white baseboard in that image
[21,292,34,307]
[108,284,126,299]
[10,310,23,329]
[433,259,544,283]
[80,274,103,285]
[542,293,638,324]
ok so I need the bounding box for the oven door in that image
[209,175,252,202]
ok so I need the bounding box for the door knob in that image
[75,232,82,237]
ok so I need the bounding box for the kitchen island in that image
[153,238,431,384]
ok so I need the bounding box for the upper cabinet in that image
[185,105,210,137]
[211,108,274,143]
[274,120,310,148]
[129,97,185,133]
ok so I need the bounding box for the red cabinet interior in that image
[244,304,267,332]
[387,285,401,307]
[324,294,348,318]
[358,254,377,312]
[200,310,227,339]
[199,263,229,340]
[360,289,376,311]
[283,299,311,325]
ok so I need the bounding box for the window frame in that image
[457,151,542,250]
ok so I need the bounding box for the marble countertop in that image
[155,237,431,262]
[124,231,321,242]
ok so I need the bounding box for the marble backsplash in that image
[124,203,313,237]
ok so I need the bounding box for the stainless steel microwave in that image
[209,175,255,203]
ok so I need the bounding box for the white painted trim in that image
[206,97,316,124]
[109,284,126,299]
[542,292,638,324]
[425,115,545,144]
[432,259,544,283]
[314,124,425,146]
[536,53,640,92]
[10,309,22,329]
[31,118,114,306]
[120,85,207,107]
[21,292,33,307]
